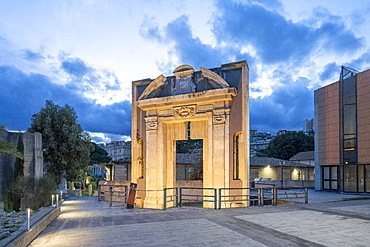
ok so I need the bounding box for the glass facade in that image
[339,69,368,193]
[320,67,369,193]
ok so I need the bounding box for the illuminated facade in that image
[314,66,370,192]
[131,61,250,209]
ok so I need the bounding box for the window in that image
[341,74,357,165]
[323,166,338,190]
[233,132,242,180]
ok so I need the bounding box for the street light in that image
[279,161,285,186]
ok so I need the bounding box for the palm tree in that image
[0,126,23,159]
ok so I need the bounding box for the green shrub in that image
[9,174,58,210]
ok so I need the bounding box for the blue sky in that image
[1,0,370,143]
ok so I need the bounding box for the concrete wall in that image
[0,130,44,208]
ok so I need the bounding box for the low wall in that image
[0,206,61,247]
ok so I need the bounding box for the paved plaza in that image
[29,191,370,247]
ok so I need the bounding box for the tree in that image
[260,131,314,160]
[29,100,93,184]
[90,142,112,164]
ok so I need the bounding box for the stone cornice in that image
[137,88,237,111]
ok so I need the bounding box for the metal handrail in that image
[179,187,217,209]
[163,187,178,210]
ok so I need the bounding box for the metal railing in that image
[179,187,218,209]
[100,185,308,210]
[163,187,178,210]
[98,185,128,206]
[276,187,308,204]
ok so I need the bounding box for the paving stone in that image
[28,194,370,247]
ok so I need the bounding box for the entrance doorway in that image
[176,139,203,181]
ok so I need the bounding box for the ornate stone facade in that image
[131,61,250,209]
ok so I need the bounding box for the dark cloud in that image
[320,62,339,81]
[212,0,364,64]
[250,77,314,134]
[140,13,316,133]
[0,65,131,137]
[61,57,90,79]
[140,15,258,80]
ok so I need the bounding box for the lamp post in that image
[280,161,285,186]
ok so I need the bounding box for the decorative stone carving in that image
[213,113,226,125]
[136,131,144,178]
[145,116,158,130]
[173,105,196,118]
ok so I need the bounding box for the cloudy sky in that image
[1,0,370,143]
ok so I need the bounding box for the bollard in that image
[56,194,59,208]
[88,184,92,196]
[60,190,63,200]
[98,185,101,201]
[258,188,264,206]
[257,188,262,206]
[272,187,278,206]
[51,195,55,207]
[109,187,113,207]
[27,208,31,231]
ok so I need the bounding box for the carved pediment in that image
[200,67,229,88]
[138,74,167,100]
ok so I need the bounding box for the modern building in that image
[303,118,314,135]
[314,66,370,192]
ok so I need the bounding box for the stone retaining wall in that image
[0,206,60,247]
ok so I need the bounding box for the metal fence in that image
[178,187,218,209]
[98,185,309,210]
[98,185,128,207]
[276,187,308,204]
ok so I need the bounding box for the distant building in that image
[87,164,106,179]
[176,153,202,180]
[303,118,314,135]
[314,66,370,192]
[250,130,272,157]
[277,130,289,135]
[103,141,131,162]
[250,157,314,187]
[101,141,132,181]
[290,151,314,166]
